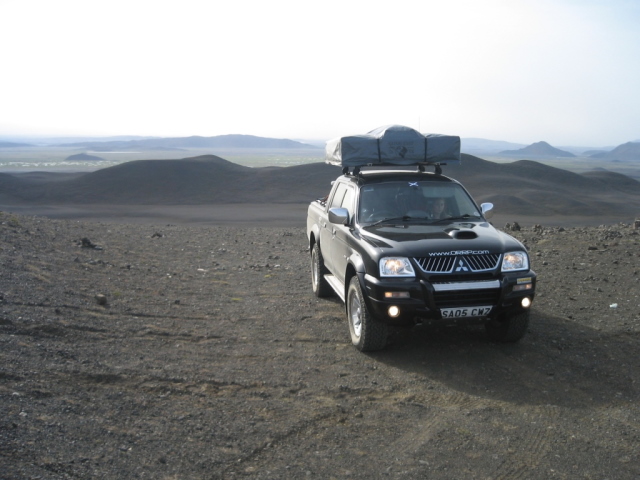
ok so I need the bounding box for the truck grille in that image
[415,253,501,273]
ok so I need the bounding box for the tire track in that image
[492,405,560,480]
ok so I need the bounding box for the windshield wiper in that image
[366,215,415,227]
[430,214,480,224]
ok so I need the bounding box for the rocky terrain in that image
[1,211,639,479]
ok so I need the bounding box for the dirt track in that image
[1,211,639,479]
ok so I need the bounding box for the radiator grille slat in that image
[415,254,501,273]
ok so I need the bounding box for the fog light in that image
[521,297,532,308]
[388,305,401,318]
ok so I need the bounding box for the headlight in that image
[380,257,415,277]
[502,252,529,272]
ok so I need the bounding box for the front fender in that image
[343,251,367,303]
[348,251,366,274]
[308,223,321,250]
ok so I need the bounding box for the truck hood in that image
[360,220,524,255]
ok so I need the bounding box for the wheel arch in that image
[308,228,319,252]
[344,252,367,309]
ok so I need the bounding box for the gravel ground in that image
[1,211,639,479]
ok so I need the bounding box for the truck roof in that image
[338,170,457,187]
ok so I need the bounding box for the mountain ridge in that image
[499,141,576,157]
[590,141,640,161]
[1,154,639,217]
[58,134,320,151]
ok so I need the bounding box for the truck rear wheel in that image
[347,276,388,351]
[485,311,530,342]
[311,243,332,298]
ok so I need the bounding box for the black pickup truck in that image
[306,165,536,351]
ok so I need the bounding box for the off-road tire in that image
[485,310,530,342]
[346,276,388,351]
[311,243,332,298]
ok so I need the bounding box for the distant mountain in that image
[0,141,33,148]
[563,144,621,154]
[593,141,640,161]
[65,153,106,161]
[582,149,609,157]
[0,135,157,146]
[59,134,320,151]
[499,141,576,157]
[461,138,526,155]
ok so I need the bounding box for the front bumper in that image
[362,271,536,325]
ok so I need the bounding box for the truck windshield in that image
[358,181,481,224]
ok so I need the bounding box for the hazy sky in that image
[1,0,639,146]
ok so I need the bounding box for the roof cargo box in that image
[325,125,461,168]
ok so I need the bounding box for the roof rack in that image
[342,162,446,176]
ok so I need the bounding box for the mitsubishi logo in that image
[455,258,470,272]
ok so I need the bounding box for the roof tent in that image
[325,125,461,168]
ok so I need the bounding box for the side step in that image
[324,274,345,302]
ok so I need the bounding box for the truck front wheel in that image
[347,276,388,351]
[311,243,332,298]
[485,311,530,342]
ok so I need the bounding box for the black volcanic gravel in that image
[1,212,639,479]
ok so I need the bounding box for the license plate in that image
[440,306,492,318]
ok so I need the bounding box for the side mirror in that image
[480,202,494,220]
[328,207,350,225]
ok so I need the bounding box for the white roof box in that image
[325,125,460,168]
